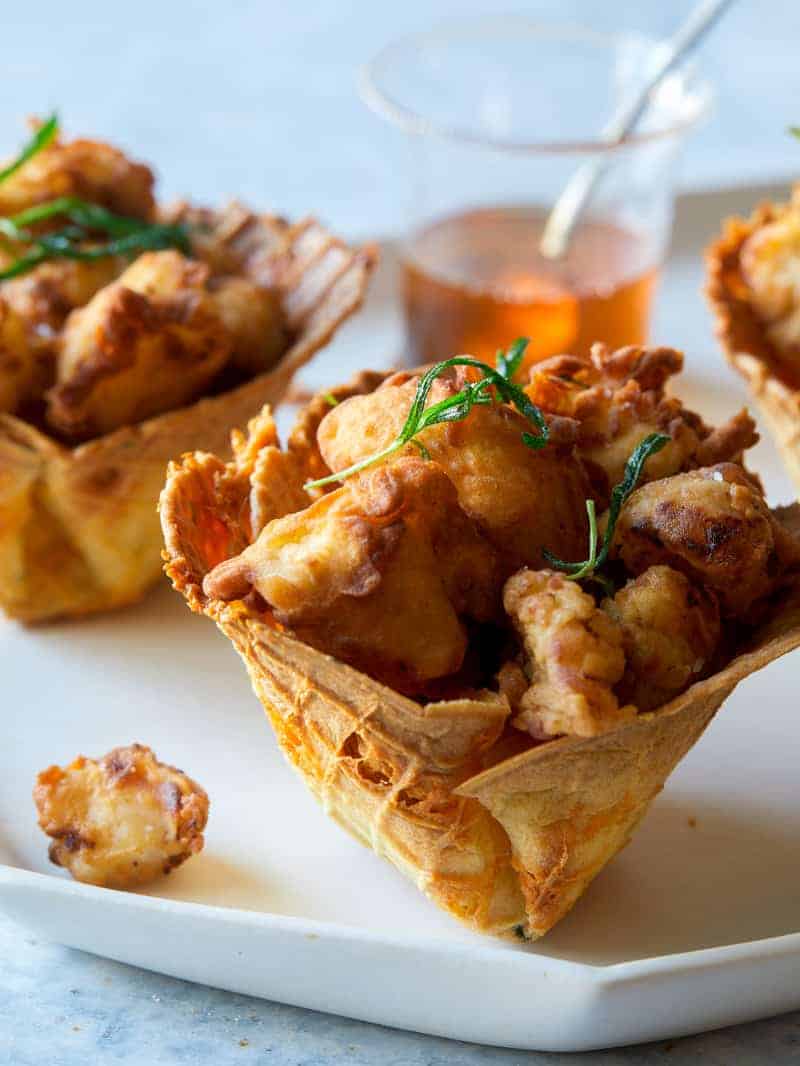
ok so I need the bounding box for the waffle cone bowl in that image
[0,222,376,623]
[707,194,800,492]
[161,392,800,940]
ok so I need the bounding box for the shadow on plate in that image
[534,792,800,965]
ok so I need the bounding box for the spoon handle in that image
[539,0,735,260]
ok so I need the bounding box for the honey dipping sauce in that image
[402,206,659,371]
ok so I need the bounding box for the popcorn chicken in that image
[204,457,500,694]
[33,744,208,888]
[2,258,125,340]
[0,130,154,219]
[316,365,591,575]
[502,568,635,739]
[0,297,39,413]
[613,464,800,618]
[209,275,288,376]
[46,250,231,440]
[527,344,758,498]
[604,566,721,711]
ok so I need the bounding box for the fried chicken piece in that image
[502,569,635,739]
[208,275,288,375]
[46,250,231,440]
[33,744,208,889]
[2,257,125,341]
[613,463,800,618]
[0,260,126,412]
[0,297,40,414]
[739,188,800,355]
[603,566,721,711]
[316,366,590,574]
[527,344,758,497]
[0,130,154,219]
[204,457,500,693]
[286,370,392,490]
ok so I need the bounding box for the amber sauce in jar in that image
[402,206,659,371]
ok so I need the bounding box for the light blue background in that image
[2,0,798,238]
[3,3,800,1063]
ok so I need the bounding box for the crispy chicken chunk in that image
[0,130,154,220]
[2,258,125,341]
[527,344,758,498]
[613,463,800,618]
[204,457,500,693]
[739,189,800,354]
[46,250,231,439]
[603,566,721,711]
[33,744,208,889]
[316,367,590,575]
[0,297,39,413]
[502,569,635,739]
[208,275,288,375]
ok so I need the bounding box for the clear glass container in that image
[361,17,712,370]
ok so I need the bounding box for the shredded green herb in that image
[543,432,670,591]
[790,126,800,140]
[322,392,339,407]
[303,338,548,490]
[0,117,190,280]
[0,114,58,186]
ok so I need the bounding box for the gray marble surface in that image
[3,2,800,1062]
[1,916,799,1066]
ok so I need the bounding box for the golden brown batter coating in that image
[612,463,800,618]
[0,297,39,413]
[526,343,758,499]
[2,258,125,341]
[34,744,208,888]
[208,275,288,375]
[502,568,635,739]
[0,130,154,219]
[204,457,499,693]
[317,366,590,574]
[46,250,231,439]
[604,565,721,711]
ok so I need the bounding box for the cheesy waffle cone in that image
[0,220,376,622]
[161,407,800,939]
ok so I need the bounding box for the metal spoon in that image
[539,0,734,260]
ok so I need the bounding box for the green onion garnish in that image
[303,338,549,491]
[543,432,670,591]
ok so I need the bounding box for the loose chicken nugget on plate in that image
[33,743,209,888]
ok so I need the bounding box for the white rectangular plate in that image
[2,185,799,1052]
